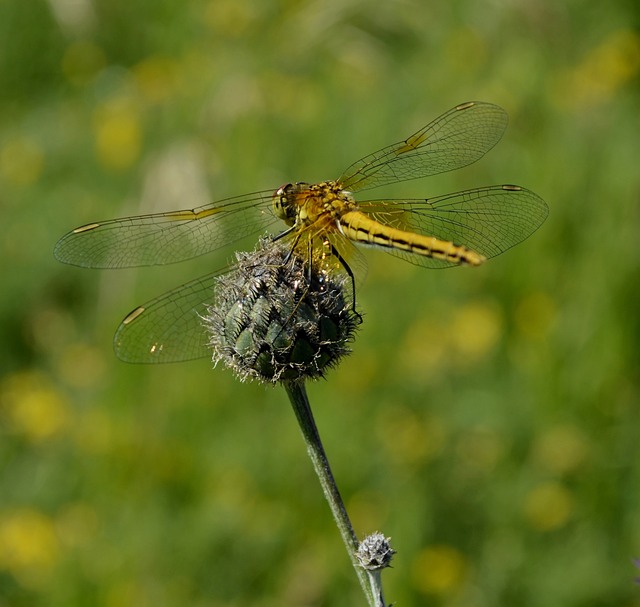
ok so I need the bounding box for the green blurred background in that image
[1,0,639,605]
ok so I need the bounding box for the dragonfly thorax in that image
[273,181,357,230]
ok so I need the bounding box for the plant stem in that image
[283,380,375,606]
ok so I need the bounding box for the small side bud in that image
[356,532,396,571]
[204,238,360,383]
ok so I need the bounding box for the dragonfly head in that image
[273,182,307,226]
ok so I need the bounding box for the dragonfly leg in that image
[329,244,362,323]
[271,225,297,245]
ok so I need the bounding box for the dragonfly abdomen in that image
[338,211,485,266]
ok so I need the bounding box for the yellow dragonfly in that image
[55,101,548,364]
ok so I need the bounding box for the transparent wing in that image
[113,270,227,363]
[339,102,508,192]
[357,185,548,268]
[54,190,278,269]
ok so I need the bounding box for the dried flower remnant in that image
[357,532,396,571]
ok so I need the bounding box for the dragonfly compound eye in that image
[203,238,360,383]
[272,182,303,226]
[273,183,292,223]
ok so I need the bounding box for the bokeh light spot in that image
[93,97,142,170]
[132,56,180,104]
[532,425,589,475]
[204,0,255,37]
[398,319,449,384]
[375,405,446,465]
[551,29,640,109]
[411,544,468,596]
[523,482,573,531]
[1,371,70,442]
[450,300,503,364]
[0,509,60,588]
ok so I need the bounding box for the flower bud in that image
[204,238,360,383]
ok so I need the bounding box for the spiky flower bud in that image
[203,238,360,383]
[356,532,396,571]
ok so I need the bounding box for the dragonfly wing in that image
[113,270,227,363]
[357,185,548,268]
[54,190,278,268]
[339,102,508,192]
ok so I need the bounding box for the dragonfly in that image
[55,101,548,364]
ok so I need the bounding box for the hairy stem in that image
[284,380,376,606]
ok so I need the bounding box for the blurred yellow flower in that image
[411,544,468,596]
[398,318,449,383]
[450,300,503,364]
[203,0,255,37]
[133,56,180,104]
[532,425,589,475]
[93,96,142,170]
[375,405,446,465]
[552,29,640,108]
[523,481,573,531]
[398,299,503,384]
[0,509,60,588]
[0,371,70,442]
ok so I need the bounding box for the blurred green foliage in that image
[1,0,640,605]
